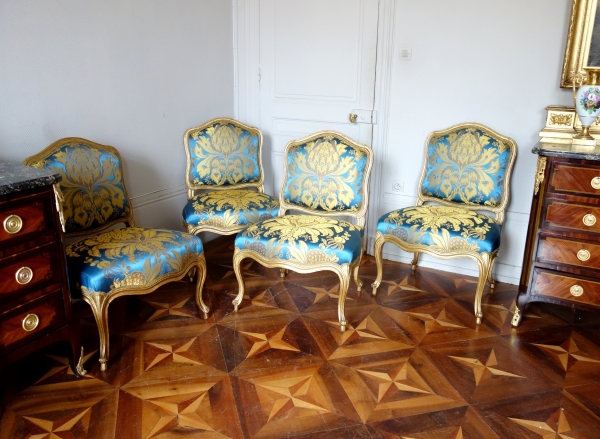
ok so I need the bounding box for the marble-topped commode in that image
[534,141,600,161]
[0,163,61,196]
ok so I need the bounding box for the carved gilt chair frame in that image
[24,138,208,371]
[371,123,517,324]
[183,117,271,236]
[231,131,374,332]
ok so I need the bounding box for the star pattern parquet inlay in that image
[3,236,600,438]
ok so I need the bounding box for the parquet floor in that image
[2,237,600,438]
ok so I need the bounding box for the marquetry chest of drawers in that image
[0,163,83,375]
[513,142,600,325]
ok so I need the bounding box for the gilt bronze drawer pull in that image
[583,214,597,227]
[577,249,591,262]
[3,214,23,234]
[592,176,600,189]
[22,313,39,331]
[15,266,33,285]
[570,285,584,297]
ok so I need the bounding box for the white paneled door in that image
[258,0,380,194]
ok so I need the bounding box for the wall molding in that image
[233,0,260,127]
[366,0,396,254]
[130,184,187,209]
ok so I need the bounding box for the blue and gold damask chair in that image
[232,131,373,332]
[371,123,517,324]
[23,138,209,371]
[182,118,279,237]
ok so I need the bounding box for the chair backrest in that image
[279,131,373,227]
[417,123,517,224]
[183,118,265,198]
[23,137,135,236]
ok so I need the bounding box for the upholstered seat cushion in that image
[183,189,279,229]
[235,214,363,265]
[377,205,502,253]
[65,227,204,296]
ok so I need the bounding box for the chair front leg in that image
[474,252,494,325]
[232,249,246,312]
[371,232,385,296]
[81,290,111,372]
[336,265,352,333]
[280,268,288,278]
[195,257,209,319]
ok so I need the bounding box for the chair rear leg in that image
[487,258,496,292]
[371,234,385,296]
[280,268,288,278]
[411,252,420,272]
[195,257,209,319]
[188,266,197,283]
[353,255,363,292]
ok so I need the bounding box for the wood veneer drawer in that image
[545,201,600,234]
[0,243,59,298]
[0,199,50,244]
[550,163,600,196]
[0,290,66,353]
[533,270,600,306]
[537,236,600,269]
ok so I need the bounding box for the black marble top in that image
[534,141,600,160]
[0,163,61,196]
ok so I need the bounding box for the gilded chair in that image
[232,131,373,332]
[23,138,209,371]
[182,118,279,236]
[371,123,517,324]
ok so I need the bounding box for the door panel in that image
[259,0,379,194]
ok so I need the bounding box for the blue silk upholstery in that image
[420,127,511,206]
[66,228,204,296]
[38,142,131,233]
[187,121,261,186]
[236,215,363,265]
[282,135,368,212]
[183,189,279,229]
[377,206,502,254]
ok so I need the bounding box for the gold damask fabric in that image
[35,143,130,233]
[187,122,261,186]
[282,136,368,211]
[66,227,204,296]
[421,128,511,206]
[183,189,279,229]
[236,215,364,264]
[377,205,502,253]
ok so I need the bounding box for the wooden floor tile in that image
[367,406,499,439]
[330,348,467,423]
[474,390,600,438]
[3,235,600,438]
[231,357,362,438]
[422,336,558,404]
[505,326,600,388]
[0,378,118,439]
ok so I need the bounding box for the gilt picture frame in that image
[561,0,600,88]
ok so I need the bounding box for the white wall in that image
[374,0,574,283]
[0,0,234,230]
